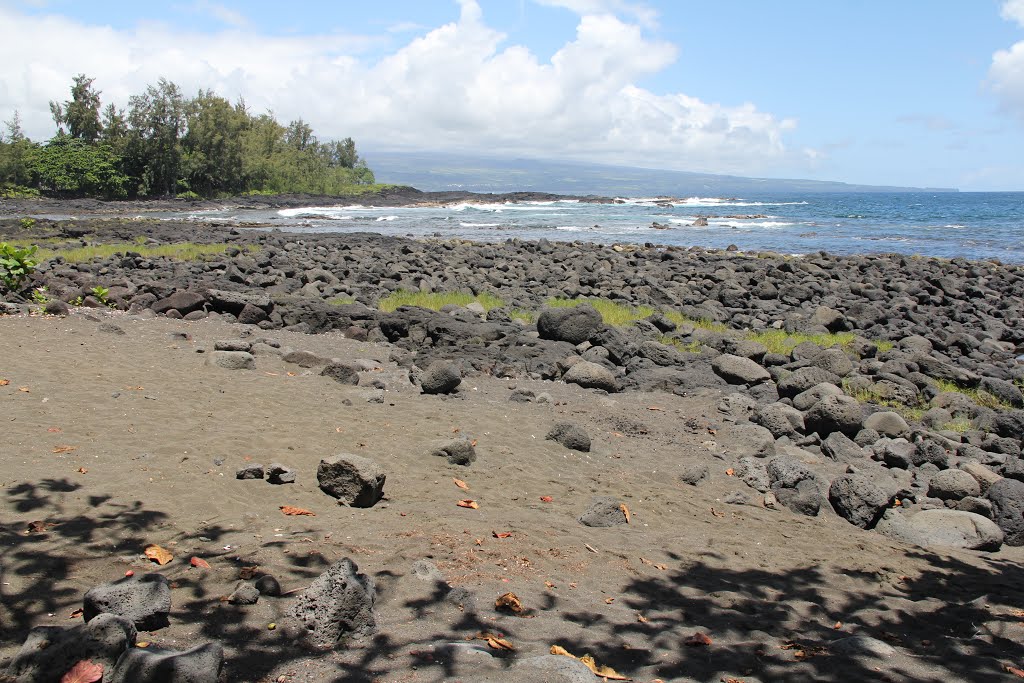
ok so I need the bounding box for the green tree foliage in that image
[0,112,36,190]
[28,134,128,198]
[50,74,103,142]
[2,75,376,198]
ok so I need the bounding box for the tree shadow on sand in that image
[551,548,1024,682]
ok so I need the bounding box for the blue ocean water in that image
[173,191,1024,263]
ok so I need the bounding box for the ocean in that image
[170,191,1024,263]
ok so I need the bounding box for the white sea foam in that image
[376,215,399,222]
[459,222,500,227]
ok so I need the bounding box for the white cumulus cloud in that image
[0,0,797,174]
[991,0,1024,119]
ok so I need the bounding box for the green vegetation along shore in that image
[0,75,380,200]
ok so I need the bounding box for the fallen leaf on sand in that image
[457,499,479,509]
[636,613,649,623]
[605,597,615,604]
[725,468,735,476]
[52,445,77,454]
[190,557,211,569]
[239,566,259,580]
[19,386,30,392]
[549,645,630,680]
[648,406,663,411]
[26,520,56,534]
[620,504,631,523]
[47,426,62,432]
[0,379,9,386]
[482,635,515,651]
[493,531,513,539]
[77,467,88,474]
[69,608,83,618]
[1006,665,1024,678]
[60,660,103,683]
[495,592,525,615]
[685,632,713,647]
[545,581,556,589]
[611,431,625,438]
[453,478,469,490]
[640,557,653,566]
[539,496,554,503]
[144,544,173,565]
[136,641,150,648]
[711,507,726,518]
[280,506,315,516]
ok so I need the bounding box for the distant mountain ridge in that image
[364,151,958,196]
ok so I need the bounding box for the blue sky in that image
[2,0,1024,190]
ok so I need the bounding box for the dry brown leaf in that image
[620,503,631,524]
[605,597,615,604]
[684,632,713,647]
[0,379,9,386]
[457,499,479,509]
[52,445,77,454]
[239,566,259,580]
[77,467,88,474]
[471,439,478,447]
[611,431,625,438]
[485,637,515,651]
[636,613,649,623]
[725,468,735,476]
[27,520,53,534]
[280,505,315,516]
[286,372,297,377]
[69,608,84,619]
[539,495,554,503]
[654,563,668,571]
[47,426,62,432]
[19,386,30,393]
[453,478,469,490]
[60,660,103,683]
[492,531,513,539]
[495,592,525,615]
[190,557,211,569]
[1006,665,1024,678]
[648,406,663,411]
[549,645,630,680]
[639,557,653,566]
[544,580,556,589]
[711,507,726,518]
[144,544,173,565]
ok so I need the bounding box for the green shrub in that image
[0,242,38,291]
[177,190,201,201]
[327,295,355,305]
[19,217,36,230]
[91,285,110,304]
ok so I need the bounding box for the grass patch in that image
[744,330,858,356]
[35,242,257,264]
[327,296,355,306]
[378,289,504,313]
[843,380,926,422]
[509,308,535,324]
[941,417,974,434]
[659,335,702,354]
[662,310,729,332]
[932,379,1015,411]
[545,297,654,327]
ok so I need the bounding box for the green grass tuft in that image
[327,296,355,306]
[662,310,729,332]
[940,417,974,434]
[843,379,926,422]
[932,379,1015,411]
[544,297,654,327]
[659,335,702,353]
[743,329,859,356]
[509,308,535,324]
[378,289,504,313]
[35,242,257,264]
